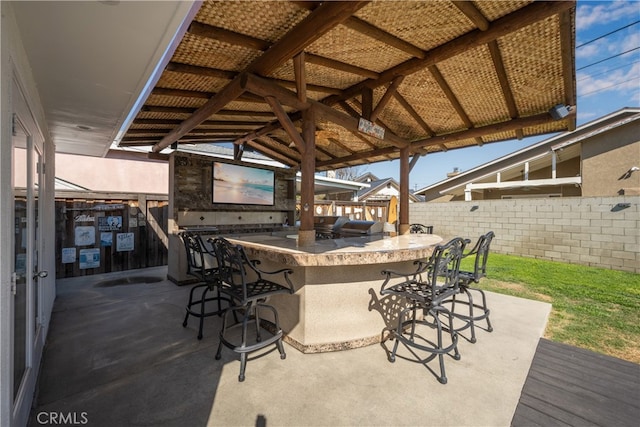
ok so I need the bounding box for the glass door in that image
[12,122,45,402]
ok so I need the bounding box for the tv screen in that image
[212,162,275,206]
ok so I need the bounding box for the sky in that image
[364,0,640,191]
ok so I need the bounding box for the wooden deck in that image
[512,338,640,426]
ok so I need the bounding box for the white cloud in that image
[578,62,640,98]
[577,1,640,30]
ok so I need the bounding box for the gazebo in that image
[118,0,576,244]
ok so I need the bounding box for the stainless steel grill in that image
[314,216,350,239]
[335,220,384,238]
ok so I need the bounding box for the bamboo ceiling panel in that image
[120,0,576,173]
[354,1,474,51]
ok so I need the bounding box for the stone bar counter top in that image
[222,233,443,353]
[225,233,442,267]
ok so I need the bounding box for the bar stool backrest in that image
[424,237,466,300]
[468,231,495,283]
[180,232,207,281]
[211,237,252,302]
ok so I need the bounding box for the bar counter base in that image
[227,234,442,353]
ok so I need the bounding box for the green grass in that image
[463,254,640,363]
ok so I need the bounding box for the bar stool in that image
[211,237,294,382]
[446,231,495,343]
[380,237,466,384]
[180,232,231,340]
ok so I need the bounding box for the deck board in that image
[512,339,640,426]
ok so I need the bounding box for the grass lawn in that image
[464,253,640,364]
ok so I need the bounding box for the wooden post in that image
[399,146,410,234]
[298,107,316,246]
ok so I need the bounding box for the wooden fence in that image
[55,192,168,278]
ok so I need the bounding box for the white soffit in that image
[12,1,199,157]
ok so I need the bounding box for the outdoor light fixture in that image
[549,104,570,120]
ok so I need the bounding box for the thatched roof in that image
[119,0,576,172]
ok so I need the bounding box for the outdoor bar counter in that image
[224,233,443,353]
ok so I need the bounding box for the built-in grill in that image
[314,216,350,239]
[335,220,384,238]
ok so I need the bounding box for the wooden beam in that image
[152,75,246,152]
[168,61,339,95]
[151,87,264,103]
[361,87,373,120]
[294,52,307,102]
[255,135,301,162]
[243,73,409,148]
[299,107,316,234]
[243,73,310,111]
[247,1,369,76]
[249,138,300,167]
[152,87,212,99]
[305,53,379,79]
[370,76,404,122]
[316,146,398,168]
[188,21,379,80]
[152,1,367,154]
[323,1,575,104]
[264,96,307,154]
[392,92,435,137]
[429,65,484,145]
[560,8,577,131]
[141,105,276,117]
[166,62,235,79]
[342,15,425,59]
[409,153,422,173]
[452,1,489,31]
[188,21,270,51]
[399,146,410,233]
[316,112,562,167]
[487,40,523,139]
[411,112,556,149]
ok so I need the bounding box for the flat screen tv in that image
[212,162,275,206]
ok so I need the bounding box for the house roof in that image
[356,176,420,202]
[117,1,576,172]
[415,107,640,198]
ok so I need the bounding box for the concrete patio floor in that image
[30,266,551,426]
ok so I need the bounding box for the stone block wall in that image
[409,196,639,273]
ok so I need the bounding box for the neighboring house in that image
[416,108,640,202]
[324,172,422,202]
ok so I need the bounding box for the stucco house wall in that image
[581,125,640,197]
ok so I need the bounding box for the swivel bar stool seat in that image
[212,237,294,382]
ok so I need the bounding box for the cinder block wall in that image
[410,196,639,273]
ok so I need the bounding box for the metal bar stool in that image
[446,231,495,343]
[409,223,434,234]
[211,237,294,382]
[380,237,466,384]
[180,232,232,340]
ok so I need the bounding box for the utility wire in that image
[576,20,640,49]
[577,59,640,81]
[577,46,640,71]
[581,76,640,97]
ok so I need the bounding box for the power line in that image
[577,59,640,81]
[580,76,640,97]
[577,47,640,71]
[576,20,640,49]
